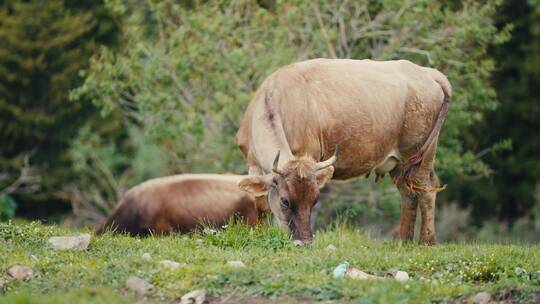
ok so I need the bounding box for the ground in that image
[1,221,539,303]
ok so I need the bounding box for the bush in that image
[70,0,509,228]
[0,195,17,222]
[65,124,169,226]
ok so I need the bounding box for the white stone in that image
[159,260,181,270]
[384,268,398,278]
[125,276,154,296]
[195,239,203,245]
[346,268,382,280]
[472,292,492,304]
[326,244,337,251]
[7,265,33,281]
[141,253,152,261]
[180,289,206,304]
[227,260,246,268]
[292,240,304,247]
[394,271,409,282]
[48,234,91,250]
[0,278,5,288]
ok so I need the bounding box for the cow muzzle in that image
[291,222,313,245]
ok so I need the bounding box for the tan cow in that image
[236,58,451,245]
[95,174,267,236]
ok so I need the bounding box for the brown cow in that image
[236,58,451,245]
[96,174,267,236]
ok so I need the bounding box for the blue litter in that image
[332,262,349,278]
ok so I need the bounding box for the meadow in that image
[1,221,539,303]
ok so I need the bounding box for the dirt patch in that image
[207,293,318,304]
[449,286,540,304]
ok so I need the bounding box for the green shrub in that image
[200,219,291,250]
[70,0,509,229]
[0,195,16,222]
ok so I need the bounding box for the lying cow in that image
[237,58,451,245]
[96,174,267,235]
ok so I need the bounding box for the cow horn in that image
[272,150,286,176]
[316,145,339,171]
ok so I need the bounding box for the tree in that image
[0,154,40,221]
[0,0,117,217]
[451,0,540,226]
[71,0,508,228]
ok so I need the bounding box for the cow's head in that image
[239,146,338,244]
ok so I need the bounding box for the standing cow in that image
[96,174,267,236]
[236,58,451,245]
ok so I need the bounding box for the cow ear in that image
[315,166,334,189]
[239,176,271,197]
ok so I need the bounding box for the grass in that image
[1,221,539,303]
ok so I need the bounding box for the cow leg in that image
[310,187,329,231]
[394,171,438,245]
[392,143,440,245]
[310,200,322,231]
[418,171,439,245]
[396,184,418,241]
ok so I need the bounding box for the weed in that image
[1,221,539,303]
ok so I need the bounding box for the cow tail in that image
[394,74,451,192]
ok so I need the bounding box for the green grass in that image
[1,221,539,303]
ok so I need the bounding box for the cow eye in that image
[280,197,290,208]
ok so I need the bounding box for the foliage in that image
[1,221,540,303]
[0,154,40,222]
[70,0,509,225]
[200,218,291,250]
[0,195,16,221]
[315,179,401,237]
[447,0,540,224]
[0,0,118,215]
[66,124,169,226]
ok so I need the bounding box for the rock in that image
[384,268,409,282]
[326,244,337,251]
[227,260,245,268]
[7,265,33,281]
[159,260,181,270]
[514,267,526,276]
[333,262,383,280]
[0,277,5,288]
[141,253,152,261]
[195,239,203,245]
[394,271,409,282]
[346,268,383,280]
[498,286,511,300]
[292,240,304,247]
[48,234,91,250]
[125,276,154,296]
[471,292,491,304]
[384,268,398,277]
[180,289,206,304]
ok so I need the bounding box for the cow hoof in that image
[419,238,436,246]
